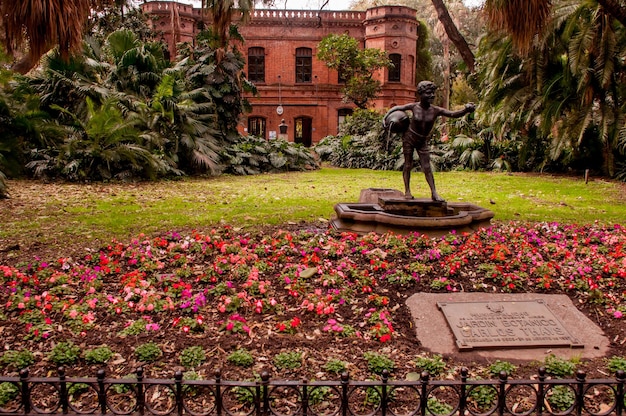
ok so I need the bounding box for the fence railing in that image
[1,366,625,416]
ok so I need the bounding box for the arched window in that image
[295,47,312,83]
[248,47,265,83]
[388,53,401,82]
[248,117,266,139]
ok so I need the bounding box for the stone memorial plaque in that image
[437,300,583,350]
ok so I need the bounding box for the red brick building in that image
[141,1,419,145]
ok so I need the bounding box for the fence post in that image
[381,370,388,416]
[459,367,468,416]
[302,379,308,416]
[19,368,31,414]
[498,371,508,416]
[261,371,270,416]
[97,369,107,414]
[420,371,429,416]
[537,367,546,416]
[174,370,183,416]
[136,367,145,416]
[341,372,349,416]
[616,370,625,416]
[58,367,68,414]
[575,370,586,416]
[215,370,223,416]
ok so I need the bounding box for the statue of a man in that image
[383,80,475,201]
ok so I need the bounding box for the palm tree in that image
[478,0,626,176]
[484,0,626,53]
[201,0,280,48]
[0,0,118,74]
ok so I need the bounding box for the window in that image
[295,47,312,83]
[248,117,266,139]
[338,68,347,84]
[337,108,353,130]
[248,47,265,83]
[388,53,401,82]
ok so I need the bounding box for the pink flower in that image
[614,311,623,319]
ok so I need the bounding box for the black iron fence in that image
[1,366,625,416]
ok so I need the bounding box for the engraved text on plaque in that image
[437,300,583,350]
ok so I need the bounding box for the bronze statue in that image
[383,80,475,201]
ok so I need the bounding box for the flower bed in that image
[0,222,625,381]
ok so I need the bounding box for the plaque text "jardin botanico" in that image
[437,300,583,350]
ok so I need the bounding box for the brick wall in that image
[141,2,419,145]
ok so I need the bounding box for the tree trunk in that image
[430,0,475,72]
[12,53,40,75]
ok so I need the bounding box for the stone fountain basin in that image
[330,189,494,236]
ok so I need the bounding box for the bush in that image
[135,343,163,363]
[607,356,626,373]
[413,354,446,377]
[222,136,319,175]
[314,109,403,170]
[227,349,254,368]
[546,385,575,412]
[84,346,114,365]
[273,351,302,370]
[363,351,394,375]
[0,382,19,407]
[544,355,576,378]
[180,346,206,368]
[48,341,81,366]
[488,360,517,377]
[0,349,35,370]
[324,358,347,374]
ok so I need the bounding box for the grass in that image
[1,168,625,252]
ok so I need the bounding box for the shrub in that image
[0,382,19,407]
[607,356,626,373]
[0,349,35,370]
[544,355,575,378]
[324,358,347,374]
[48,341,81,366]
[363,351,394,375]
[84,346,114,364]
[546,385,575,412]
[135,343,163,363]
[273,351,302,370]
[222,136,319,175]
[180,346,206,368]
[227,349,254,368]
[468,383,497,411]
[314,109,402,170]
[488,360,517,377]
[413,354,446,377]
[308,386,331,405]
[426,397,453,415]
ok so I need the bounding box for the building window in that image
[248,117,266,139]
[338,108,353,131]
[389,53,401,82]
[296,47,312,83]
[248,47,265,83]
[338,69,347,84]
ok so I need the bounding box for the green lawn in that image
[1,168,625,250]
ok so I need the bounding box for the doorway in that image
[294,117,312,147]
